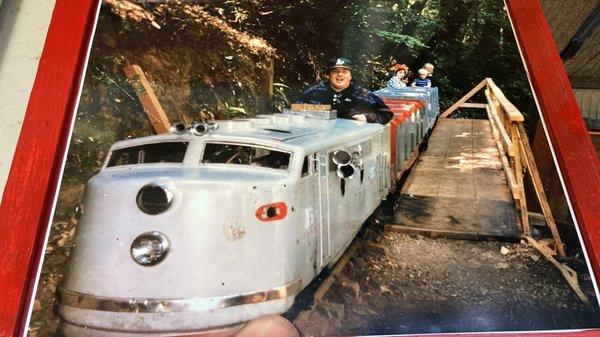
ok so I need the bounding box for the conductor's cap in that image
[328,57,353,71]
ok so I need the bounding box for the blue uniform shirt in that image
[295,82,393,124]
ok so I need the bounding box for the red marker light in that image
[255,202,287,221]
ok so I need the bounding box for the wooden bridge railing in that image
[441,78,566,259]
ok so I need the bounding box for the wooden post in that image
[518,125,567,258]
[488,78,525,125]
[123,64,171,134]
[486,90,516,158]
[486,105,521,201]
[259,58,275,111]
[526,237,587,303]
[458,102,487,109]
[439,79,488,118]
[512,123,530,236]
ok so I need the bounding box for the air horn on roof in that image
[169,122,219,135]
[170,123,187,134]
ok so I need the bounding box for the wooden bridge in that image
[386,78,566,257]
[390,117,521,240]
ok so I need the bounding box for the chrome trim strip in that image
[58,278,302,313]
[60,321,245,336]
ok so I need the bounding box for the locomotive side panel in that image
[292,152,322,282]
[323,127,391,267]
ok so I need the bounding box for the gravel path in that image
[292,224,600,336]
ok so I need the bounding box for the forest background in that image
[30,0,538,335]
[66,0,537,185]
[69,0,536,189]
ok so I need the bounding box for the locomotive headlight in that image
[332,150,352,166]
[136,184,172,215]
[131,231,170,266]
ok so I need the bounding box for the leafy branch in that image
[375,30,429,50]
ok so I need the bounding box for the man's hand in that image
[235,315,299,337]
[352,114,367,122]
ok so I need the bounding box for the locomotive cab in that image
[58,113,391,336]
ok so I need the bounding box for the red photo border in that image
[0,0,598,336]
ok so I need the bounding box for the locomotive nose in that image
[58,172,301,335]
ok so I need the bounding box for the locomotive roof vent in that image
[217,119,255,130]
[271,114,292,123]
[254,113,307,125]
[289,114,306,123]
[270,115,296,128]
[282,106,337,120]
[248,118,274,127]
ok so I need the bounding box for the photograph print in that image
[26,1,600,336]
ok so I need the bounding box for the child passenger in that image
[423,62,436,86]
[387,63,410,89]
[411,68,432,88]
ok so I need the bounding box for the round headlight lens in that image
[332,150,352,166]
[131,231,170,266]
[137,184,172,215]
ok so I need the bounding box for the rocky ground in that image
[291,222,600,336]
[27,186,81,337]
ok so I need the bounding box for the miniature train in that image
[57,88,439,336]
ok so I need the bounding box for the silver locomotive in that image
[57,89,438,336]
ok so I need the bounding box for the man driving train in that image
[295,58,392,124]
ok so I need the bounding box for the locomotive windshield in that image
[107,141,189,167]
[202,143,290,170]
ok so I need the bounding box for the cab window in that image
[202,143,290,170]
[107,142,188,167]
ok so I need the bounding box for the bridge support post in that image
[512,123,530,236]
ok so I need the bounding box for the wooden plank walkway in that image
[389,118,521,240]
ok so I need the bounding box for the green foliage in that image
[225,106,248,117]
[272,83,292,113]
[375,30,428,51]
[69,0,537,190]
[206,0,534,123]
